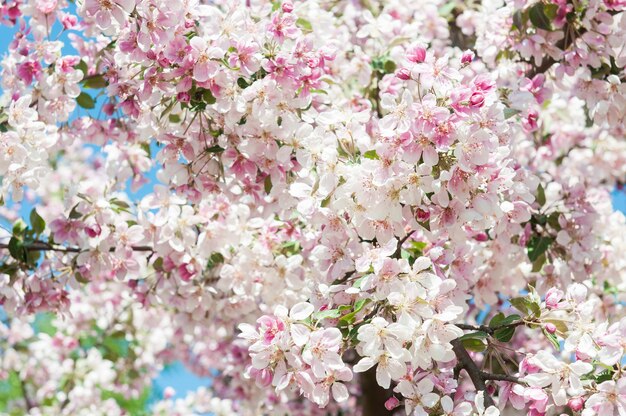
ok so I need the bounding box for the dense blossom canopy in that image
[1,0,626,415]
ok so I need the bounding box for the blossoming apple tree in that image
[1,0,626,414]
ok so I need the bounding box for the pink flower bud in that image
[416,208,430,222]
[396,68,411,80]
[164,387,176,399]
[177,91,191,103]
[469,91,485,108]
[178,263,196,281]
[544,323,557,334]
[474,232,489,242]
[407,45,426,63]
[60,13,77,29]
[282,0,294,13]
[385,397,400,411]
[85,223,102,238]
[567,397,584,411]
[102,103,115,116]
[545,288,563,309]
[461,50,474,65]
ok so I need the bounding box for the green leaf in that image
[509,297,529,314]
[512,10,524,30]
[202,89,216,104]
[111,198,130,210]
[12,219,27,236]
[30,209,45,235]
[237,77,250,89]
[83,75,107,89]
[503,107,521,119]
[528,2,552,30]
[338,299,371,327]
[461,338,487,352]
[536,184,546,206]
[544,3,558,20]
[353,298,370,314]
[74,60,88,77]
[206,145,225,153]
[458,331,489,341]
[8,237,26,262]
[527,236,553,262]
[153,257,164,272]
[207,252,225,269]
[264,175,273,194]
[489,313,520,328]
[383,59,397,74]
[363,150,380,160]
[313,309,341,320]
[296,18,313,32]
[76,92,95,109]
[542,328,560,350]
[75,271,90,284]
[69,204,83,219]
[494,326,516,342]
[531,252,547,272]
[438,1,456,16]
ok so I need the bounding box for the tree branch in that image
[392,229,415,259]
[451,338,496,407]
[455,321,524,335]
[480,371,522,383]
[0,241,153,254]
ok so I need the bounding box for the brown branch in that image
[20,379,34,410]
[392,230,415,259]
[480,371,522,383]
[455,321,524,335]
[0,241,153,254]
[451,338,496,408]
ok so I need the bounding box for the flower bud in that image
[461,50,474,65]
[545,288,563,309]
[544,323,557,334]
[469,91,485,108]
[385,397,400,411]
[396,68,411,80]
[164,387,176,399]
[282,0,294,13]
[567,397,584,411]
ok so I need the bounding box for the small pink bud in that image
[469,91,485,108]
[407,45,426,63]
[163,387,176,399]
[102,103,115,116]
[545,288,563,309]
[544,323,557,334]
[282,0,294,12]
[85,223,102,238]
[461,50,475,65]
[416,208,430,222]
[567,397,584,411]
[177,91,191,103]
[60,13,77,29]
[474,232,489,242]
[396,68,411,80]
[385,397,400,411]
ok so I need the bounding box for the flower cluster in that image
[1,0,626,415]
